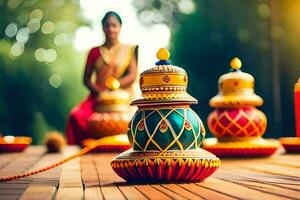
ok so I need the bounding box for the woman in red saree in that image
[66,11,138,145]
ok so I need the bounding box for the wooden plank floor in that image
[0,146,299,200]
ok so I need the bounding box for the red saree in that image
[66,47,100,145]
[66,44,137,145]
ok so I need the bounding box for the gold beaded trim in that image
[142,91,189,99]
[141,65,186,74]
[141,86,186,92]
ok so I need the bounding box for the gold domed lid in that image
[131,48,197,106]
[96,77,130,112]
[209,57,263,108]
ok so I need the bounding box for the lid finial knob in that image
[230,57,242,70]
[156,48,170,61]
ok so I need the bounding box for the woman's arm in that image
[83,48,103,94]
[119,46,138,88]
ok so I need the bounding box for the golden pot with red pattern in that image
[88,111,131,138]
[88,87,133,138]
[208,107,267,139]
[204,58,279,157]
[86,82,133,151]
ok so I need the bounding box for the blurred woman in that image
[66,11,138,145]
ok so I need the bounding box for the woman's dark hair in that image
[101,11,122,26]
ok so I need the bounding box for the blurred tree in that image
[134,0,300,138]
[0,0,88,143]
[31,111,51,144]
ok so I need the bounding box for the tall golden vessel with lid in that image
[204,58,280,157]
[111,48,220,182]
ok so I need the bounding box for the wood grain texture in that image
[134,185,173,200]
[1,146,300,200]
[81,155,103,200]
[115,183,148,200]
[179,183,236,200]
[198,177,291,200]
[20,150,64,200]
[20,185,56,200]
[55,146,84,200]
[0,146,46,200]
[160,184,204,200]
[94,153,126,200]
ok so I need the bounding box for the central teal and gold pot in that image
[111,48,220,182]
[128,106,205,151]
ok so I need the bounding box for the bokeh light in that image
[49,74,62,88]
[29,9,43,20]
[34,48,58,63]
[41,21,55,34]
[16,27,30,43]
[5,23,18,38]
[10,42,24,57]
[27,18,41,33]
[44,48,57,63]
[34,48,46,62]
[257,3,270,18]
[178,0,195,14]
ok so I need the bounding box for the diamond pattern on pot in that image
[207,107,267,138]
[128,108,204,152]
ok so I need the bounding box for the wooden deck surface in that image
[0,146,299,200]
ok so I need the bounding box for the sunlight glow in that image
[76,0,171,70]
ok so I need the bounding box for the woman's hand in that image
[83,63,102,95]
[84,47,106,95]
[118,52,137,88]
[89,83,107,95]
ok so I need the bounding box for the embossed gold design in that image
[162,74,171,83]
[137,120,144,131]
[184,120,192,131]
[134,61,197,105]
[129,107,204,152]
[159,120,168,133]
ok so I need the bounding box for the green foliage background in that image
[0,0,88,143]
[0,0,299,144]
[134,0,300,138]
